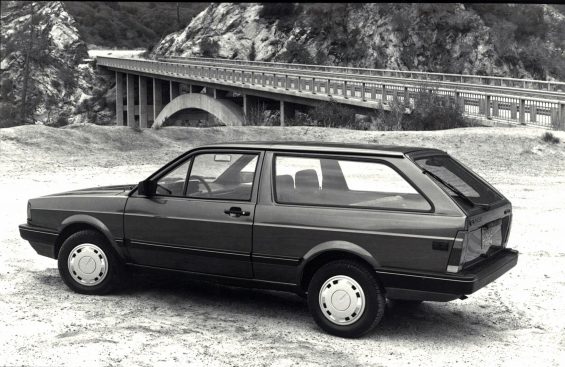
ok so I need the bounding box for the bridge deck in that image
[97,56,565,130]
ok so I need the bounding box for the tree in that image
[2,1,75,124]
[200,37,220,57]
[248,41,257,61]
[278,40,313,64]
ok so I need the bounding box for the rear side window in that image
[274,156,431,211]
[414,155,502,207]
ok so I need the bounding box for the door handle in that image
[224,207,250,217]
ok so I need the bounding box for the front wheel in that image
[57,230,123,295]
[307,260,386,338]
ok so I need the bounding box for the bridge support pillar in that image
[170,81,180,101]
[139,76,148,128]
[280,100,295,127]
[214,88,229,99]
[153,78,162,122]
[243,94,261,124]
[115,72,124,126]
[126,74,135,127]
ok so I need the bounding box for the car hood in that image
[43,184,136,198]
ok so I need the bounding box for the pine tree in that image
[249,41,257,61]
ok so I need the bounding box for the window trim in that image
[271,152,435,214]
[185,151,261,202]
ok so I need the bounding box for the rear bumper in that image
[19,224,58,259]
[377,249,518,301]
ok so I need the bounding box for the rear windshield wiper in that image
[421,169,492,210]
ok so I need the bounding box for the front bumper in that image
[377,248,518,301]
[19,224,58,259]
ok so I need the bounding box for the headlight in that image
[27,202,32,222]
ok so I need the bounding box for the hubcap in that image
[68,244,108,286]
[319,275,365,326]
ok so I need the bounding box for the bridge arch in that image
[152,93,245,128]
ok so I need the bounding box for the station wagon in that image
[19,142,518,337]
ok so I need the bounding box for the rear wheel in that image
[57,230,123,295]
[307,260,386,338]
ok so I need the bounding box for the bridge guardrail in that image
[159,57,564,100]
[163,56,565,93]
[98,56,565,130]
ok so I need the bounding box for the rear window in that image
[414,155,502,208]
[274,155,431,211]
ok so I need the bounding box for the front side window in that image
[187,153,259,201]
[155,159,191,196]
[274,155,430,211]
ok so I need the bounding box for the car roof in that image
[195,141,446,157]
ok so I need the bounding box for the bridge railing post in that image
[343,80,348,99]
[519,99,526,124]
[382,84,387,103]
[273,74,277,89]
[285,75,289,90]
[485,95,491,119]
[327,79,331,96]
[262,72,265,87]
[312,78,316,94]
[361,83,366,101]
[560,103,565,130]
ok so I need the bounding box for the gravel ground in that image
[1,125,564,366]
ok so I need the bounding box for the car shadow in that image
[30,269,521,341]
[117,270,513,340]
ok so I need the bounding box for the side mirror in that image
[137,180,157,197]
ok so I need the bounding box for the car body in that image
[20,142,518,337]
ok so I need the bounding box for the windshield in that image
[414,155,502,209]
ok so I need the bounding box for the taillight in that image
[446,231,467,273]
[27,202,32,222]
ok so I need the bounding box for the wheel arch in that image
[298,240,381,292]
[55,215,125,260]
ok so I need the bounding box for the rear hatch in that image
[410,152,512,269]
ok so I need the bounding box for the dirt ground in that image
[1,124,564,366]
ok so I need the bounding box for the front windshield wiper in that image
[421,169,492,210]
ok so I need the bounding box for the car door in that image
[123,149,263,278]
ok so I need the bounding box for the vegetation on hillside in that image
[257,3,565,80]
[63,2,208,49]
[0,1,86,127]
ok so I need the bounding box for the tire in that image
[57,230,123,295]
[307,260,386,338]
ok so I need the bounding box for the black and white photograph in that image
[1,2,564,366]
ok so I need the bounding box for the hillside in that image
[64,2,209,49]
[153,3,565,80]
[0,1,114,127]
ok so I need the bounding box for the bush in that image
[373,88,472,131]
[304,99,357,129]
[0,103,21,128]
[277,40,313,64]
[541,132,560,144]
[259,3,296,20]
[200,37,220,57]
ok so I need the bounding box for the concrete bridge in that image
[96,56,565,130]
